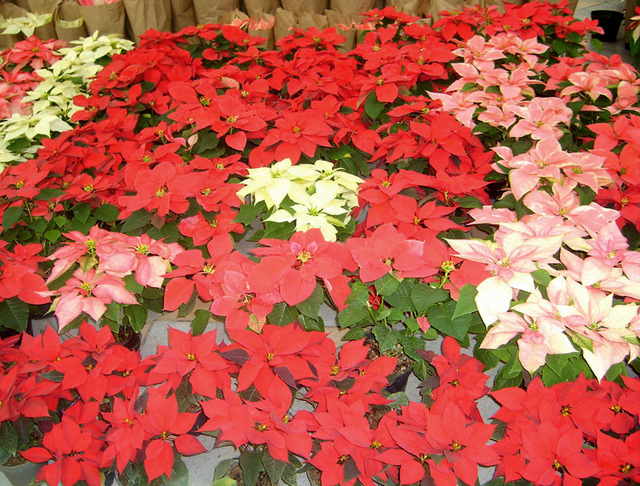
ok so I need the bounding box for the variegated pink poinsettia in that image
[47,226,184,330]
[436,25,640,378]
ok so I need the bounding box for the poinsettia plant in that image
[1,1,640,485]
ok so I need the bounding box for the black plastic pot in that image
[591,10,624,42]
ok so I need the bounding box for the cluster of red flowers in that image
[5,324,638,486]
[493,374,640,485]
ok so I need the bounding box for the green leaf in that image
[212,479,237,486]
[0,422,19,457]
[374,273,401,297]
[575,185,597,206]
[364,92,385,120]
[454,196,483,208]
[44,229,62,243]
[452,284,477,319]
[267,302,298,326]
[73,203,91,224]
[338,301,371,328]
[343,326,366,341]
[384,279,414,310]
[401,335,423,361]
[102,302,122,322]
[298,314,324,332]
[262,452,287,485]
[426,302,472,341]
[493,364,524,390]
[551,39,569,54]
[2,206,23,231]
[239,449,262,486]
[386,392,410,408]
[124,305,148,333]
[213,459,234,482]
[233,202,267,224]
[94,203,120,222]
[295,284,323,319]
[121,209,152,234]
[410,283,449,315]
[164,456,189,486]
[280,463,298,486]
[191,309,211,336]
[532,269,552,287]
[372,322,400,352]
[124,274,144,294]
[405,317,420,333]
[605,362,627,383]
[0,297,30,332]
[566,328,593,352]
[461,81,477,92]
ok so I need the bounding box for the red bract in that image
[22,415,105,486]
[151,327,233,398]
[139,388,204,481]
[118,161,191,218]
[586,431,640,485]
[224,323,334,400]
[430,337,490,402]
[102,396,145,473]
[200,388,313,462]
[250,229,355,308]
[0,242,49,305]
[254,109,334,165]
[347,224,440,282]
[426,398,499,486]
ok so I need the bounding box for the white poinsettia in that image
[0,104,72,141]
[238,158,363,240]
[237,158,302,209]
[267,179,351,241]
[0,32,133,161]
[0,12,52,37]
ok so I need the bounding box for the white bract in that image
[238,158,363,241]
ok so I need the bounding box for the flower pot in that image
[590,10,624,42]
[0,461,42,486]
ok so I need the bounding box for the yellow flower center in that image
[83,184,94,192]
[450,441,463,452]
[297,250,312,264]
[199,96,210,106]
[203,264,215,274]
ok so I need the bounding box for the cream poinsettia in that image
[237,158,363,241]
[0,12,51,37]
[266,179,352,241]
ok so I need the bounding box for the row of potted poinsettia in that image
[0,0,640,484]
[2,322,640,485]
